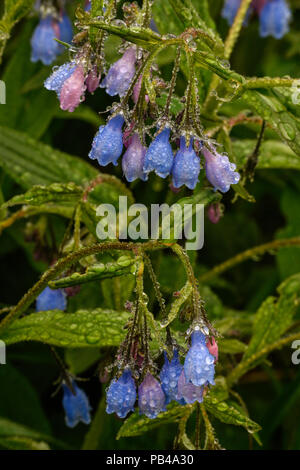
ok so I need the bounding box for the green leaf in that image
[233,139,300,170]
[1,308,130,348]
[49,256,135,288]
[1,183,82,208]
[117,402,192,439]
[243,273,300,361]
[243,90,300,156]
[204,398,261,435]
[0,417,67,450]
[0,125,98,189]
[219,338,247,354]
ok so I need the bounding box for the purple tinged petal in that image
[100,48,136,97]
[106,370,136,418]
[172,137,201,190]
[138,373,166,419]
[59,65,87,112]
[176,370,203,404]
[89,114,124,166]
[122,134,148,182]
[202,146,240,193]
[143,128,174,178]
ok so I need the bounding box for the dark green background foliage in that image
[1,0,300,450]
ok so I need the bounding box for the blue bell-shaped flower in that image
[143,128,174,178]
[138,372,166,419]
[62,380,91,428]
[89,115,124,166]
[160,350,185,404]
[259,0,291,39]
[31,15,61,65]
[184,330,215,387]
[106,369,137,418]
[36,286,67,311]
[172,137,201,190]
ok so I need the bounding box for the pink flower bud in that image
[206,337,218,362]
[60,65,87,113]
[86,67,100,93]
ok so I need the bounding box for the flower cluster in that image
[106,330,217,420]
[222,0,291,39]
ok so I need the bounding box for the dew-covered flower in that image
[143,128,174,178]
[184,330,215,387]
[172,137,201,190]
[31,12,72,65]
[176,370,203,404]
[44,62,76,97]
[36,286,67,311]
[202,146,240,193]
[62,380,91,428]
[138,372,166,419]
[100,48,136,97]
[122,134,148,182]
[259,0,291,39]
[106,369,137,418]
[89,114,124,166]
[160,350,184,404]
[59,65,87,112]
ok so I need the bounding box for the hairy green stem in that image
[224,0,253,60]
[199,237,300,283]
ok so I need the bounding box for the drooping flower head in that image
[100,48,136,97]
[172,137,201,190]
[202,146,240,193]
[143,128,174,178]
[138,372,166,419]
[36,286,67,311]
[62,380,91,428]
[176,370,203,404]
[159,350,184,404]
[259,0,291,39]
[106,369,137,418]
[31,12,72,65]
[59,65,87,112]
[89,114,124,166]
[122,133,148,182]
[184,330,215,387]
